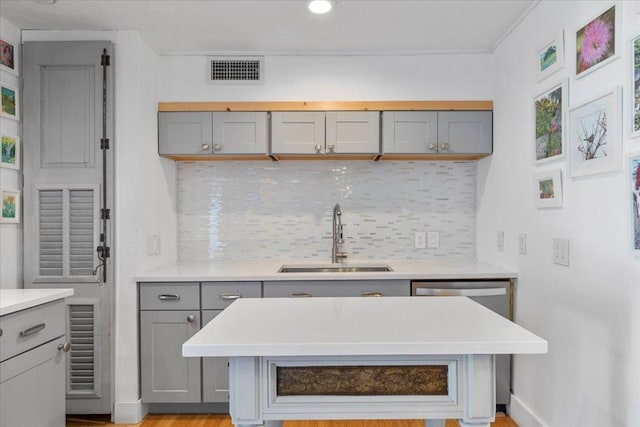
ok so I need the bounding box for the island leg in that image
[424,420,445,427]
[459,354,495,427]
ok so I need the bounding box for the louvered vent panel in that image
[210,57,263,82]
[39,190,63,276]
[69,304,96,392]
[69,189,94,276]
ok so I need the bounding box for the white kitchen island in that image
[183,296,546,427]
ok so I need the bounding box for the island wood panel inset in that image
[276,365,448,396]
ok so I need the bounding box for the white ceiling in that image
[0,0,536,54]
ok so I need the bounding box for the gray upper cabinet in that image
[159,112,268,156]
[382,111,438,154]
[271,111,380,155]
[382,111,492,155]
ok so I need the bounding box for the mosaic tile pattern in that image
[177,161,476,262]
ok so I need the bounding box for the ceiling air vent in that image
[208,56,264,84]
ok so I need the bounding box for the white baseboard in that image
[113,399,148,424]
[509,393,550,427]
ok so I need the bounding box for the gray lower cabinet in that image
[0,300,67,427]
[201,310,228,402]
[383,111,492,155]
[159,112,268,156]
[263,280,410,298]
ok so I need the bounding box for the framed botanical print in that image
[1,134,19,169]
[0,82,19,121]
[0,38,18,76]
[629,153,640,255]
[575,4,620,78]
[537,31,564,81]
[1,189,20,223]
[569,87,622,177]
[632,33,640,137]
[535,79,568,164]
[534,169,563,209]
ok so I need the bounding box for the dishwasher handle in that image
[414,287,506,297]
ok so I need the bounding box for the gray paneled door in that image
[23,41,114,414]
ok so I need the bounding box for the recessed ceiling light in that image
[308,0,333,14]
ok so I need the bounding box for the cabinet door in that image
[382,111,438,154]
[437,111,492,154]
[271,112,325,154]
[325,111,380,154]
[212,112,268,155]
[201,310,229,403]
[159,112,213,155]
[0,337,66,427]
[140,310,201,403]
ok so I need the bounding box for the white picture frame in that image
[0,134,19,170]
[534,169,563,209]
[534,78,568,165]
[1,189,20,223]
[628,153,640,256]
[631,33,640,138]
[575,3,621,79]
[0,37,18,76]
[537,31,564,81]
[569,87,622,178]
[0,82,19,121]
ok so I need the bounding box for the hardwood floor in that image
[66,413,517,427]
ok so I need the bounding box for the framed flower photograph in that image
[0,38,18,76]
[575,4,620,78]
[535,79,568,164]
[1,189,20,223]
[537,31,564,81]
[629,153,640,255]
[632,33,640,137]
[1,134,19,170]
[569,87,622,178]
[534,169,563,209]
[0,82,19,121]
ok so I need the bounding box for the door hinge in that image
[101,51,110,67]
[97,245,111,259]
[100,208,111,220]
[100,138,110,149]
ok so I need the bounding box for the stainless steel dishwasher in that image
[411,279,513,408]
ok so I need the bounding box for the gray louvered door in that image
[23,41,113,414]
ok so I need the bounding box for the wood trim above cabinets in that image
[158,100,493,112]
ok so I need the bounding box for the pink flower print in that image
[581,18,612,67]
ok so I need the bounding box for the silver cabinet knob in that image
[186,315,196,323]
[314,144,322,153]
[440,143,450,151]
[428,143,437,151]
[58,342,71,352]
[290,292,312,298]
[326,144,336,153]
[213,144,222,151]
[201,144,210,151]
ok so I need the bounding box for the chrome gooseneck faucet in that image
[332,204,347,263]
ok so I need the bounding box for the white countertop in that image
[183,296,546,358]
[138,260,516,282]
[0,289,74,316]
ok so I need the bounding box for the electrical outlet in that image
[428,231,439,249]
[553,238,569,266]
[497,231,504,252]
[414,232,426,249]
[518,233,527,255]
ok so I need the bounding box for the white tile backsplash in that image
[177,161,476,262]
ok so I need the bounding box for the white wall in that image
[478,1,640,426]
[0,17,22,288]
[160,52,492,100]
[113,31,177,423]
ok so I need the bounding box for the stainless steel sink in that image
[277,264,393,273]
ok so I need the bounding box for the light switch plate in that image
[146,235,156,256]
[428,231,439,249]
[497,231,504,252]
[518,233,527,255]
[414,232,426,249]
[155,234,161,255]
[553,238,569,266]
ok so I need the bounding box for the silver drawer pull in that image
[158,294,180,301]
[362,292,383,297]
[19,323,46,337]
[415,288,506,297]
[58,342,71,353]
[220,293,241,300]
[290,292,312,298]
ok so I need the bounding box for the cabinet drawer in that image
[140,283,199,310]
[0,300,65,362]
[263,280,410,298]
[201,282,262,310]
